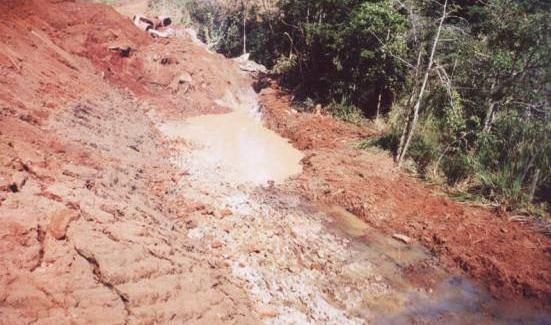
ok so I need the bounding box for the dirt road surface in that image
[0,0,549,324]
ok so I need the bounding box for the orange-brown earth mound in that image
[0,0,257,323]
[260,86,551,308]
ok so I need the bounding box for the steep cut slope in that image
[0,0,257,323]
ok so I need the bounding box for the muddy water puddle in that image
[160,90,303,186]
[377,276,551,324]
[324,205,551,324]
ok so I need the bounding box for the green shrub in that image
[442,154,472,185]
[326,100,365,125]
[149,0,193,25]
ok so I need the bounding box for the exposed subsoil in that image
[0,0,257,323]
[0,0,549,324]
[260,86,551,308]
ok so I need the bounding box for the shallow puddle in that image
[160,90,303,186]
[163,111,303,184]
[324,205,551,324]
[327,206,430,268]
[378,276,551,324]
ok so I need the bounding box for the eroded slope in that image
[0,0,257,323]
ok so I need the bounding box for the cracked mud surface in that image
[0,1,258,323]
[0,0,549,324]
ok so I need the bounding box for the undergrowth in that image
[360,116,550,219]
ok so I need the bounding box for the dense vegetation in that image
[153,0,550,214]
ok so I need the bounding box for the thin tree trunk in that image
[432,144,451,177]
[529,169,541,202]
[376,29,391,121]
[482,80,497,133]
[397,0,447,167]
[242,1,247,54]
[376,89,383,120]
[397,108,412,159]
[482,100,496,133]
[396,44,424,161]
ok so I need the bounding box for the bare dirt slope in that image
[0,0,549,324]
[0,0,257,323]
[114,0,150,17]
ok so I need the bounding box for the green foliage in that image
[183,0,409,115]
[273,0,409,114]
[366,116,441,177]
[383,0,549,211]
[472,111,551,207]
[174,0,550,213]
[407,119,440,175]
[326,100,365,124]
[442,153,473,185]
[149,0,194,25]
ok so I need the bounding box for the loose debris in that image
[234,53,268,75]
[392,234,412,245]
[132,14,173,38]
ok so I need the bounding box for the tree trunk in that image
[482,100,496,133]
[242,1,247,54]
[482,81,497,133]
[375,89,383,121]
[396,42,424,161]
[529,168,540,202]
[397,108,412,159]
[397,0,447,167]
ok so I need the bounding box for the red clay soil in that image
[0,0,258,323]
[0,0,249,119]
[260,86,551,308]
[1,0,549,322]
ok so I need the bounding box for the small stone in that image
[392,234,412,245]
[247,244,261,254]
[188,202,205,212]
[202,208,215,216]
[211,240,224,249]
[185,217,199,229]
[108,45,131,57]
[219,208,233,218]
[3,171,28,193]
[48,209,79,240]
[315,104,322,115]
[178,72,193,84]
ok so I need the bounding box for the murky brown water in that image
[325,205,551,324]
[160,90,303,186]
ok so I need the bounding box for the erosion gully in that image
[159,87,549,324]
